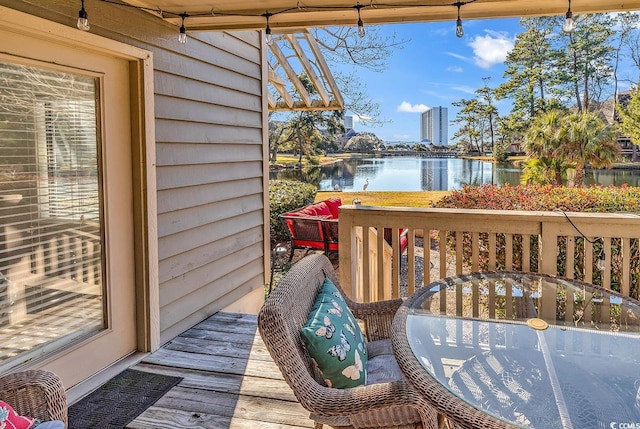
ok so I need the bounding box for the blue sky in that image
[339,17,523,143]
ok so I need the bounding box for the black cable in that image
[95,0,474,21]
[553,209,598,245]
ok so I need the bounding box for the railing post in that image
[540,221,559,276]
[540,220,560,320]
[338,205,356,300]
[337,206,639,304]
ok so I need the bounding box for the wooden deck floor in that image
[127,312,313,429]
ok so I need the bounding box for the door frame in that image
[0,5,159,364]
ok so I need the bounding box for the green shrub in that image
[433,184,640,297]
[434,184,640,212]
[269,180,317,244]
[306,156,320,165]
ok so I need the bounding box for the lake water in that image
[270,156,640,191]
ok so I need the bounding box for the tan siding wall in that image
[3,1,267,344]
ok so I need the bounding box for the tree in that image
[281,110,344,162]
[476,77,499,158]
[560,13,615,113]
[616,88,640,161]
[451,98,489,153]
[344,132,382,152]
[611,13,640,122]
[559,112,620,185]
[310,26,408,127]
[269,119,288,162]
[524,109,569,185]
[521,158,562,185]
[272,74,344,162]
[496,17,562,123]
[525,110,620,186]
[495,115,526,154]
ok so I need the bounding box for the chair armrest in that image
[0,370,67,426]
[321,218,339,245]
[303,376,424,417]
[348,298,404,342]
[280,215,326,241]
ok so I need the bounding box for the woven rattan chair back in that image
[258,253,438,429]
[0,369,67,426]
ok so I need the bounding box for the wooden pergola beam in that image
[285,33,331,107]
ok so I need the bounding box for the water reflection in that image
[585,169,640,187]
[270,157,640,191]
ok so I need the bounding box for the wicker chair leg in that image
[314,423,323,429]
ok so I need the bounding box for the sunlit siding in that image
[2,0,267,344]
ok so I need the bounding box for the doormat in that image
[68,369,182,429]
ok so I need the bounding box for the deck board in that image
[127,312,313,428]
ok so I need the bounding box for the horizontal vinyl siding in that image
[157,193,264,239]
[3,1,267,345]
[158,213,264,274]
[156,178,263,214]
[150,28,265,343]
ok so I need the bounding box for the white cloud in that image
[468,31,515,69]
[446,66,463,73]
[396,101,430,113]
[445,52,471,63]
[452,85,476,95]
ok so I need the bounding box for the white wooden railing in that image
[338,205,640,303]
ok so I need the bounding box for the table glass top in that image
[406,272,640,429]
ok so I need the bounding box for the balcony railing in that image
[338,205,640,303]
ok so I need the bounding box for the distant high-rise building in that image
[344,115,354,130]
[421,107,448,145]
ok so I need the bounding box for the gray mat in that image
[68,369,182,428]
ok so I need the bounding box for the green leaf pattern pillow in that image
[301,278,368,388]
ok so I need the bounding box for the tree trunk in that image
[489,114,495,154]
[555,169,563,186]
[573,163,585,187]
[571,35,583,113]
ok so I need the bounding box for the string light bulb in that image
[355,3,365,38]
[563,0,576,33]
[454,2,464,38]
[178,14,187,44]
[264,12,273,45]
[77,0,90,31]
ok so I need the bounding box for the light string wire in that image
[93,0,477,21]
[554,208,609,271]
[554,209,600,245]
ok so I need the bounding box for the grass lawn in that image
[315,191,450,208]
[272,154,342,167]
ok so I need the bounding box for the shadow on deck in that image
[127,312,313,428]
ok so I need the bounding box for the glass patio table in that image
[391,272,640,429]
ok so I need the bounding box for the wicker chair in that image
[258,253,437,429]
[0,369,68,427]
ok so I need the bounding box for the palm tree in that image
[558,112,621,186]
[521,158,566,185]
[524,109,568,185]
